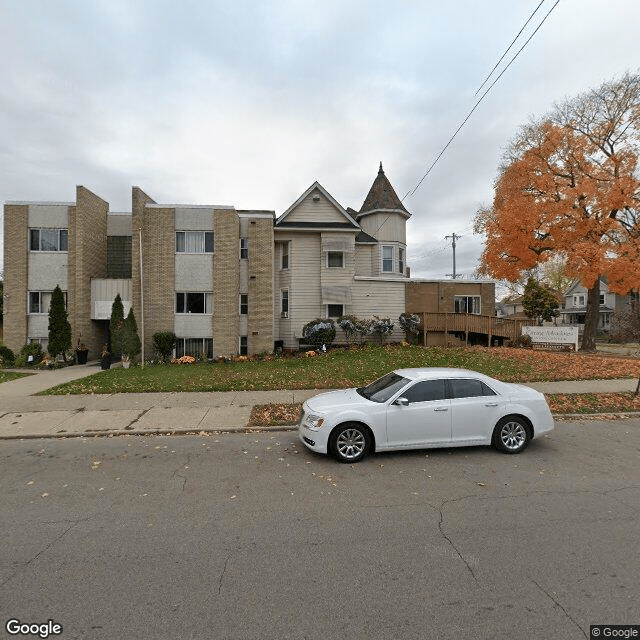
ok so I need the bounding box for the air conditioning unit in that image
[281,311,289,318]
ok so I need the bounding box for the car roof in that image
[393,367,493,382]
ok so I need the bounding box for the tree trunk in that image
[580,279,600,352]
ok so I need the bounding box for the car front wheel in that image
[329,423,371,463]
[493,416,531,454]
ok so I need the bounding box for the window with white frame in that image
[382,245,394,272]
[398,247,405,274]
[573,295,585,307]
[240,293,248,315]
[327,304,343,318]
[327,251,344,268]
[175,337,213,359]
[240,238,248,260]
[281,242,290,269]
[29,228,68,252]
[28,291,67,314]
[454,296,481,315]
[281,289,289,317]
[175,292,213,314]
[175,231,214,253]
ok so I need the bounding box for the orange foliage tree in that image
[475,72,640,350]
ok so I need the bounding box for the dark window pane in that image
[327,304,343,318]
[175,339,185,358]
[402,380,447,403]
[186,292,205,313]
[30,229,40,251]
[205,232,214,253]
[240,336,248,356]
[176,232,185,253]
[176,292,185,313]
[450,379,492,399]
[59,229,68,251]
[328,251,343,267]
[40,229,57,251]
[29,292,40,314]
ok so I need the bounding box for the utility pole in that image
[445,232,462,279]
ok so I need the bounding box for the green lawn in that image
[0,371,32,384]
[38,343,640,396]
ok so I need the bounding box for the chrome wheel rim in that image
[337,429,366,460]
[500,421,526,451]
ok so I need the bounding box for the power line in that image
[474,0,547,96]
[402,0,560,202]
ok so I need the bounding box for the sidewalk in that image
[0,364,638,440]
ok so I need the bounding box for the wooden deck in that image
[415,312,529,346]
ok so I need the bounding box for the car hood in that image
[305,388,373,413]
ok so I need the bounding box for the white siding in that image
[355,244,375,277]
[285,191,349,225]
[359,211,406,244]
[350,279,406,342]
[174,314,212,338]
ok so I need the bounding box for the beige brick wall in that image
[131,187,157,359]
[3,204,29,353]
[247,218,274,353]
[213,209,240,355]
[71,187,109,357]
[141,205,175,359]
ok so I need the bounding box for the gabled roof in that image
[275,181,360,228]
[357,163,410,220]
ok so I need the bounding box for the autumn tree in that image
[475,72,640,350]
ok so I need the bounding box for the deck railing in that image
[414,312,529,345]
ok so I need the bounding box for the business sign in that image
[522,326,579,351]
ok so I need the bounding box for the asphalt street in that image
[1,417,639,640]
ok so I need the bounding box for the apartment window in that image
[281,289,289,317]
[454,296,481,315]
[573,295,585,307]
[599,293,605,305]
[240,294,248,315]
[398,248,405,275]
[382,245,394,272]
[281,242,290,269]
[175,231,214,253]
[28,291,67,314]
[240,336,248,356]
[327,251,344,268]
[327,304,343,319]
[29,228,68,252]
[175,337,213,359]
[175,292,213,314]
[240,238,249,260]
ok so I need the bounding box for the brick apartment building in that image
[3,165,412,359]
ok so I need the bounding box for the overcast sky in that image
[1,0,638,282]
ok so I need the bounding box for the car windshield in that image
[358,373,410,403]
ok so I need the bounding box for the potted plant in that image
[76,342,89,365]
[100,343,111,370]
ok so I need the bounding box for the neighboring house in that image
[2,164,410,358]
[496,295,526,319]
[558,279,632,332]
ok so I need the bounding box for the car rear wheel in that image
[493,416,530,454]
[329,423,371,463]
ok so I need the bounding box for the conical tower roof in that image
[358,162,409,218]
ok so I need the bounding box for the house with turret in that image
[3,164,411,359]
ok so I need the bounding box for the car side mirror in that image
[395,397,409,407]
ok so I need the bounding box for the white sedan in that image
[298,368,554,463]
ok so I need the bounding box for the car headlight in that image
[304,413,325,430]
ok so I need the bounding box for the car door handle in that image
[485,402,499,407]
[434,407,449,412]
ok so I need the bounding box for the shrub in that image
[302,319,336,348]
[337,315,360,344]
[20,341,44,363]
[0,344,15,367]
[399,313,421,342]
[123,308,142,361]
[48,285,72,360]
[369,316,395,345]
[109,293,125,357]
[152,331,176,361]
[507,334,533,349]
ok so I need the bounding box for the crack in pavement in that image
[437,499,480,585]
[530,577,588,639]
[218,554,230,595]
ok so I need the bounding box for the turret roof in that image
[358,163,409,216]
